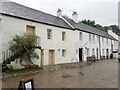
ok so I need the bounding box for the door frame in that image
[106,49,109,59]
[96,48,98,59]
[79,48,83,61]
[48,50,55,65]
[40,49,44,66]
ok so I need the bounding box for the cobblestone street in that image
[2,59,118,88]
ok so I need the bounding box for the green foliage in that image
[80,19,96,27]
[80,19,120,35]
[2,66,15,73]
[9,33,39,65]
[109,25,120,35]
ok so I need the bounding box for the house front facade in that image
[0,1,118,68]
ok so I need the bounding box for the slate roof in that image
[1,1,72,29]
[1,1,116,40]
[63,16,116,40]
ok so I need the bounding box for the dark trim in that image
[35,46,41,50]
[2,13,75,31]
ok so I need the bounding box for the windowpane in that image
[62,32,66,41]
[107,39,108,45]
[102,49,104,55]
[92,49,95,55]
[62,49,66,57]
[87,48,89,56]
[79,32,82,41]
[47,29,52,39]
[102,37,104,44]
[93,35,95,43]
[89,34,91,43]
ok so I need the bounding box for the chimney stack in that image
[108,27,113,34]
[57,9,62,17]
[72,11,78,23]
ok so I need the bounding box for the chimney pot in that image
[57,9,62,17]
[72,11,78,23]
[108,27,112,30]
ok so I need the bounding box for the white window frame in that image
[62,49,66,57]
[62,32,66,41]
[93,35,95,43]
[87,48,89,56]
[102,49,104,56]
[47,29,52,39]
[102,37,104,44]
[92,49,95,56]
[107,38,108,45]
[89,34,91,43]
[79,32,83,41]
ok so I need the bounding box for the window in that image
[102,37,104,44]
[93,35,95,43]
[47,29,52,39]
[62,49,66,57]
[87,48,89,56]
[97,36,99,43]
[89,34,91,43]
[92,49,95,56]
[62,32,66,41]
[102,49,104,55]
[79,32,83,41]
[26,25,35,35]
[106,38,108,45]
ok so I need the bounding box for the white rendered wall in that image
[2,15,119,67]
[2,15,76,66]
[75,31,100,61]
[0,14,2,63]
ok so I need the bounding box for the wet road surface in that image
[2,59,118,88]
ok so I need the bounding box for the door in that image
[106,49,109,59]
[96,48,98,59]
[26,25,35,35]
[40,49,44,66]
[79,48,83,61]
[49,50,55,65]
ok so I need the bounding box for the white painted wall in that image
[0,14,2,63]
[108,30,119,40]
[2,15,76,66]
[1,15,119,68]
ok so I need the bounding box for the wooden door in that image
[49,50,55,65]
[40,49,44,66]
[26,26,35,35]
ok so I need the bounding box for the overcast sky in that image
[9,0,119,26]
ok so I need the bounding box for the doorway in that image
[49,50,55,65]
[79,48,83,61]
[96,48,98,59]
[40,49,44,66]
[106,49,109,59]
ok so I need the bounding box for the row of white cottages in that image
[0,1,118,67]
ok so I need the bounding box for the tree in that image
[80,19,120,35]
[109,25,120,35]
[9,33,39,67]
[80,19,96,27]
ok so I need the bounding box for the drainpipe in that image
[99,36,101,59]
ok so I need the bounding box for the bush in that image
[9,33,39,67]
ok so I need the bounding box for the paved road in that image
[2,59,118,88]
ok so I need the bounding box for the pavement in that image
[2,59,118,88]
